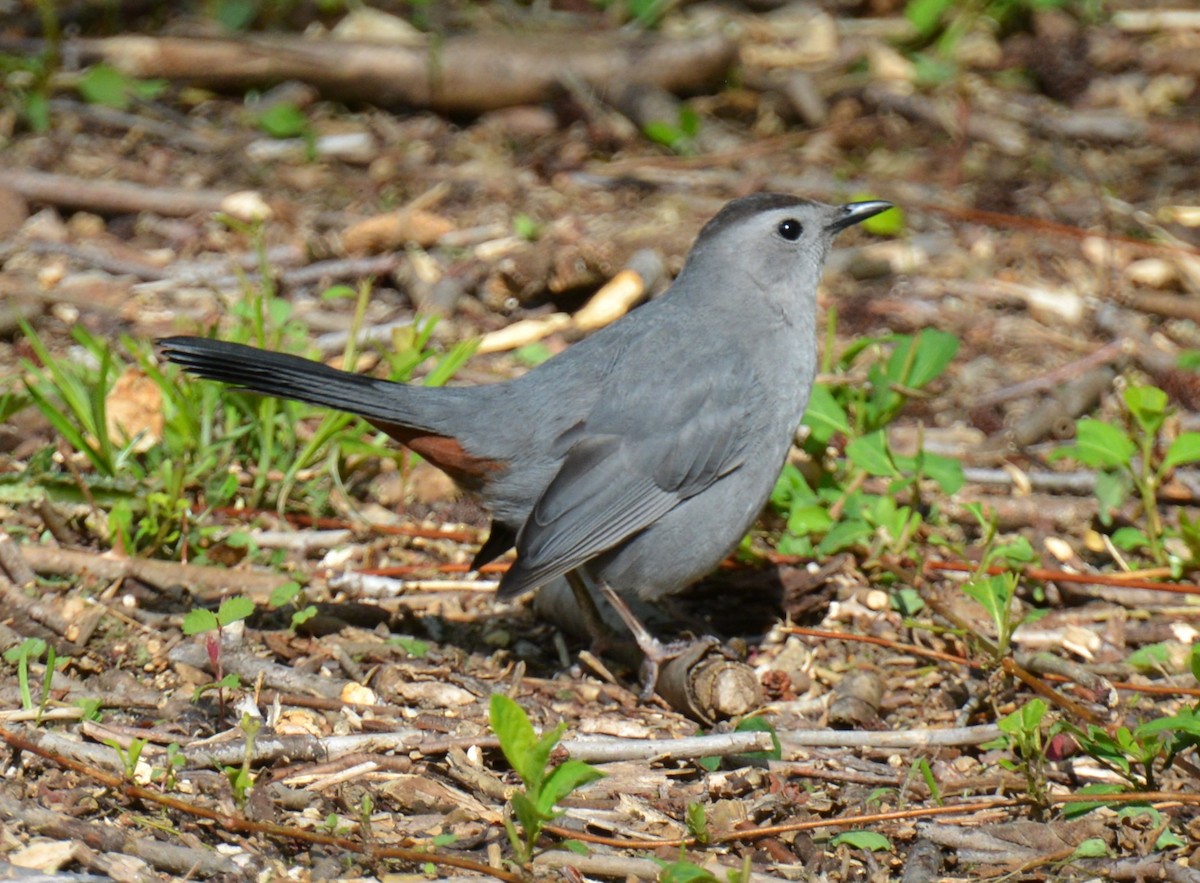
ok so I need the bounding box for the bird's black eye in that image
[777,218,803,241]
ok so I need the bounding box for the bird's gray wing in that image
[496,377,760,599]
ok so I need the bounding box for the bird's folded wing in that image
[496,392,753,599]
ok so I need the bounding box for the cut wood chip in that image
[574,269,647,332]
[341,209,455,254]
[477,313,571,354]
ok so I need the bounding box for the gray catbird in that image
[159,193,891,679]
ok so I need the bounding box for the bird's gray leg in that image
[597,583,718,700]
[564,569,622,652]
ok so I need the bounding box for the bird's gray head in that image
[678,193,892,319]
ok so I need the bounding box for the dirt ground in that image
[1,0,1200,880]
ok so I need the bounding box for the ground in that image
[1,1,1199,880]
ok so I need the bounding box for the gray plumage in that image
[159,193,891,603]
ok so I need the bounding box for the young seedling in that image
[3,637,57,724]
[488,693,604,865]
[987,698,1050,809]
[183,596,255,723]
[225,712,262,807]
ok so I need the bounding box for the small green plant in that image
[512,213,541,242]
[154,742,186,792]
[488,693,605,865]
[985,698,1049,807]
[644,106,701,155]
[830,830,892,852]
[103,736,149,781]
[685,802,710,845]
[614,0,671,28]
[3,637,56,723]
[1052,384,1200,565]
[772,326,961,561]
[225,713,262,806]
[75,63,167,111]
[656,851,752,883]
[267,580,318,630]
[184,596,255,721]
[320,813,351,836]
[1054,704,1200,792]
[956,504,1044,661]
[358,793,376,841]
[0,52,52,132]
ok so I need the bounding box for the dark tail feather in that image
[157,336,421,427]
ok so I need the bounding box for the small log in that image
[66,31,737,114]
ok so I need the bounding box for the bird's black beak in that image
[827,200,894,233]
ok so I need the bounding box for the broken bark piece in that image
[69,31,736,114]
[654,641,763,726]
[827,667,883,729]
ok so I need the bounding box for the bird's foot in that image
[597,584,720,700]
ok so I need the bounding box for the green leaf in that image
[510,791,545,838]
[268,581,302,608]
[991,536,1036,566]
[217,596,255,626]
[182,609,219,635]
[562,839,590,855]
[733,715,783,761]
[911,328,960,388]
[1163,432,1200,470]
[23,91,50,132]
[846,431,899,477]
[786,504,833,537]
[77,64,133,109]
[817,519,874,554]
[1123,385,1167,437]
[1093,469,1130,523]
[1156,828,1187,850]
[771,464,815,511]
[391,636,430,658]
[536,759,605,816]
[1056,419,1136,469]
[512,214,541,242]
[320,285,358,301]
[905,0,954,35]
[998,698,1047,738]
[644,120,682,148]
[258,103,309,139]
[892,587,925,616]
[962,573,1014,638]
[831,830,892,851]
[657,861,722,883]
[920,450,964,494]
[215,0,258,30]
[1070,837,1110,859]
[686,802,709,842]
[802,384,851,444]
[489,694,541,789]
[514,342,554,367]
[1111,526,1150,552]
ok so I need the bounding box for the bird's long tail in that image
[157,336,426,427]
[159,336,502,491]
